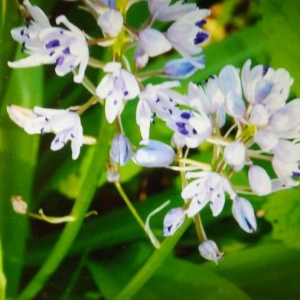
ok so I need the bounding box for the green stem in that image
[0,241,6,300]
[114,217,192,300]
[114,182,146,231]
[17,108,114,300]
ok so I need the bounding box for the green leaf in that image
[263,188,300,249]
[259,0,300,96]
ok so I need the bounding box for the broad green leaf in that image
[263,188,300,249]
[259,0,300,96]
[0,51,43,297]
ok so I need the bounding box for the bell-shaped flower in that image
[109,134,132,166]
[7,105,83,160]
[162,207,186,236]
[242,60,293,112]
[182,171,235,217]
[248,165,272,196]
[148,0,197,22]
[8,2,89,83]
[167,110,212,149]
[232,197,257,233]
[166,9,210,68]
[96,62,140,123]
[224,141,246,172]
[136,81,184,140]
[198,240,223,265]
[132,140,175,167]
[97,9,123,37]
[164,55,205,79]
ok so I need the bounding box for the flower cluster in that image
[7,0,299,263]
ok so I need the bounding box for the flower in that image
[135,28,172,68]
[224,141,247,172]
[8,1,89,83]
[7,105,83,160]
[166,109,212,148]
[248,165,272,196]
[132,140,175,167]
[166,9,210,67]
[182,171,236,217]
[110,134,132,165]
[148,0,197,22]
[198,240,223,265]
[162,207,186,236]
[136,81,184,140]
[232,197,257,233]
[96,62,140,123]
[97,9,123,37]
[164,55,205,79]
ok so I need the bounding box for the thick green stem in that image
[17,108,114,300]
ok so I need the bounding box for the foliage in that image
[0,0,300,299]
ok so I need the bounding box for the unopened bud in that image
[198,240,223,265]
[110,134,132,166]
[10,195,27,214]
[162,207,185,236]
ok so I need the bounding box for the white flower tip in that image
[162,207,185,236]
[232,197,257,233]
[198,240,223,265]
[6,104,36,128]
[248,165,272,196]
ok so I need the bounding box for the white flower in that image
[218,65,246,118]
[7,105,83,160]
[182,171,235,217]
[188,78,226,127]
[96,62,140,123]
[148,0,197,22]
[272,157,300,187]
[135,28,172,67]
[198,240,223,265]
[136,81,184,140]
[110,134,132,166]
[132,140,175,167]
[232,197,257,233]
[162,207,185,236]
[242,59,293,113]
[248,165,272,196]
[167,110,212,149]
[97,9,123,37]
[166,9,210,67]
[8,1,89,83]
[254,129,278,152]
[224,141,246,172]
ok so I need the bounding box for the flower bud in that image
[232,197,257,233]
[248,165,271,196]
[162,207,185,236]
[164,55,205,79]
[97,9,123,37]
[224,141,246,172]
[198,240,223,265]
[110,134,132,166]
[10,195,27,214]
[132,140,175,168]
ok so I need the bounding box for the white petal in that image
[249,104,269,126]
[96,74,114,99]
[162,207,185,236]
[139,28,172,57]
[219,65,242,96]
[272,140,300,163]
[224,142,246,168]
[254,129,278,152]
[120,69,140,100]
[97,9,123,37]
[105,92,123,123]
